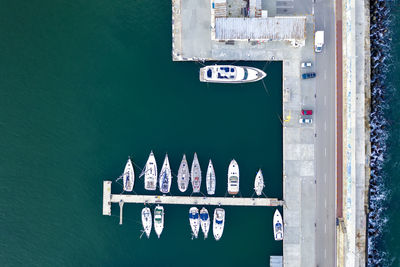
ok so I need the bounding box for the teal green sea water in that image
[0,1,283,266]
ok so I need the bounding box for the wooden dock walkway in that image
[103,181,283,217]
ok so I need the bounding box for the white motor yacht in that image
[227,159,239,195]
[213,208,225,241]
[154,206,164,238]
[199,65,266,83]
[200,207,210,239]
[273,209,284,241]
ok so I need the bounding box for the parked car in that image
[301,62,312,68]
[299,118,313,124]
[302,72,316,79]
[301,109,313,115]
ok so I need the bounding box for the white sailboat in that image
[227,159,239,195]
[199,65,266,83]
[213,208,225,241]
[206,160,216,195]
[141,207,152,238]
[177,154,190,192]
[144,151,157,191]
[200,207,210,239]
[123,158,134,192]
[254,169,265,196]
[273,209,284,241]
[191,153,201,193]
[189,207,200,238]
[154,206,164,238]
[159,154,172,194]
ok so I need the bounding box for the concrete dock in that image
[102,181,283,217]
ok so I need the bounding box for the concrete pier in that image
[119,200,124,225]
[102,181,283,217]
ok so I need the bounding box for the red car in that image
[301,109,313,115]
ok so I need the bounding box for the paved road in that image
[314,0,337,266]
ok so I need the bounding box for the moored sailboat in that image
[141,207,152,238]
[206,160,216,195]
[177,154,190,192]
[200,207,210,239]
[144,151,157,191]
[159,154,172,194]
[123,158,134,192]
[254,169,265,196]
[191,153,201,193]
[189,207,200,238]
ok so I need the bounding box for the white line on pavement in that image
[324,147,327,157]
[324,121,327,131]
[325,199,327,208]
[324,95,327,105]
[325,224,327,233]
[325,249,327,259]
[324,70,327,80]
[324,173,327,183]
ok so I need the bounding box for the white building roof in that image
[215,17,306,41]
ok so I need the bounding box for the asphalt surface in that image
[314,0,337,266]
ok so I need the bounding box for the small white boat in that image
[227,159,239,195]
[200,207,210,239]
[141,207,152,238]
[144,151,158,191]
[273,209,284,241]
[213,208,225,241]
[254,169,265,196]
[189,207,200,238]
[154,206,164,238]
[159,154,172,194]
[199,65,266,83]
[191,153,201,193]
[206,160,216,195]
[123,158,134,192]
[177,154,190,192]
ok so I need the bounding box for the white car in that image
[301,62,312,68]
[299,118,313,124]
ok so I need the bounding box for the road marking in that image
[324,17,326,28]
[324,121,327,131]
[325,199,327,208]
[324,173,327,183]
[324,224,327,233]
[324,95,327,105]
[324,147,327,157]
[325,248,327,259]
[324,70,327,80]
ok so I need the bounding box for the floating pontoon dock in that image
[103,181,283,222]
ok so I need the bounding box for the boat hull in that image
[177,154,190,192]
[154,206,164,238]
[227,159,239,195]
[144,152,157,191]
[199,65,266,83]
[123,158,135,192]
[254,169,264,196]
[273,209,284,241]
[159,155,172,194]
[189,207,200,238]
[191,153,201,193]
[206,160,216,195]
[141,207,152,238]
[213,208,225,241]
[200,207,210,239]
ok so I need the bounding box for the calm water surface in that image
[0,1,283,266]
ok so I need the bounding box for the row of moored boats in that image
[141,206,224,240]
[142,206,283,241]
[122,152,266,196]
